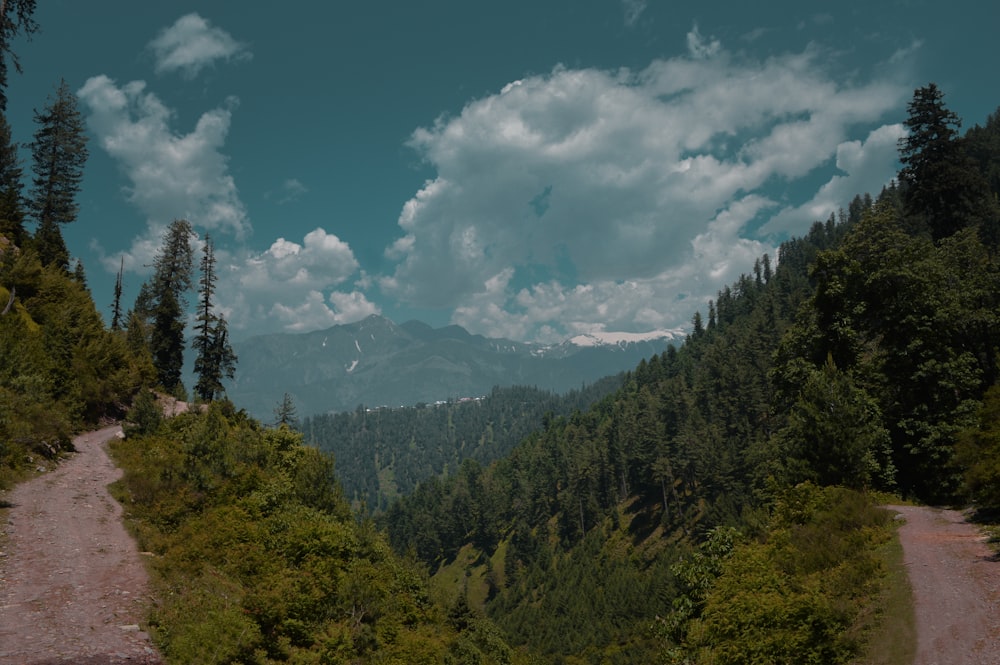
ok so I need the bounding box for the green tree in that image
[777,199,989,500]
[274,392,299,428]
[956,385,1000,511]
[146,219,194,395]
[192,234,236,402]
[28,79,89,268]
[110,256,124,331]
[777,356,894,489]
[0,111,25,245]
[0,0,38,112]
[898,83,996,242]
[965,106,1000,198]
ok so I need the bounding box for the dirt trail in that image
[891,505,1000,665]
[0,425,161,665]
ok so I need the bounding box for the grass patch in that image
[428,540,509,613]
[852,517,917,665]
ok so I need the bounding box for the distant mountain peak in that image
[228,317,680,418]
[566,329,684,348]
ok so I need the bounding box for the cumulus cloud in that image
[686,24,721,59]
[78,71,376,336]
[760,123,905,235]
[219,228,378,334]
[148,13,251,79]
[78,75,249,256]
[383,30,910,340]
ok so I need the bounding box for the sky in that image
[7,0,1000,343]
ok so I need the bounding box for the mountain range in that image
[226,315,683,419]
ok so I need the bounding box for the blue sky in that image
[7,0,999,342]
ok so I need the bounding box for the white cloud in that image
[760,123,905,235]
[686,24,721,59]
[148,13,251,79]
[78,75,249,256]
[217,227,377,335]
[272,178,308,204]
[383,31,911,341]
[78,74,376,338]
[622,0,647,27]
[239,228,358,294]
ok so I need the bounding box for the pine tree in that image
[0,0,38,112]
[0,111,25,244]
[898,83,995,241]
[71,258,86,286]
[192,234,236,402]
[150,288,185,395]
[32,218,68,269]
[274,392,299,429]
[110,256,124,331]
[28,79,88,268]
[146,220,194,395]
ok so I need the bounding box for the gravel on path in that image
[0,425,161,665]
[890,505,1000,665]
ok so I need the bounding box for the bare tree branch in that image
[1,284,14,315]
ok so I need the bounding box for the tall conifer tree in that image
[28,79,88,268]
[0,111,24,244]
[146,219,194,395]
[110,256,124,331]
[192,234,236,401]
[899,83,995,241]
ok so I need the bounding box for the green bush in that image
[109,406,529,664]
[674,485,894,665]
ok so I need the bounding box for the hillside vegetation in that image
[304,379,623,510]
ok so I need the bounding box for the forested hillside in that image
[380,86,1000,663]
[0,66,150,486]
[304,378,623,510]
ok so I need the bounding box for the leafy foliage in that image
[672,485,894,664]
[110,403,531,664]
[956,385,1000,512]
[0,249,149,484]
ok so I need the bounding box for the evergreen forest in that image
[6,8,1000,661]
[303,379,624,511]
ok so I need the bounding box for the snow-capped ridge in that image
[567,329,684,348]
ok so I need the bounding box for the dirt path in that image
[891,505,1000,664]
[0,425,161,665]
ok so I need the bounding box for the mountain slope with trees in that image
[304,378,624,511]
[380,86,1000,663]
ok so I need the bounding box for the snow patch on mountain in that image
[567,329,684,348]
